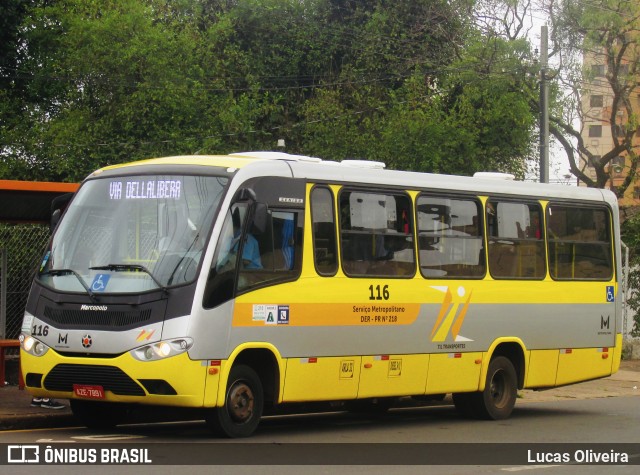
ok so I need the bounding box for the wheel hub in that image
[490,371,507,408]
[228,382,255,423]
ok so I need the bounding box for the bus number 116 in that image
[369,284,390,300]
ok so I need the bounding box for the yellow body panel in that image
[555,347,614,386]
[21,350,208,407]
[525,349,559,388]
[282,356,360,402]
[358,354,429,398]
[425,352,483,394]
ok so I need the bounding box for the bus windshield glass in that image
[39,174,228,293]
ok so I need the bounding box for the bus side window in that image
[487,200,545,280]
[237,209,303,293]
[203,204,248,308]
[417,195,485,278]
[311,186,338,276]
[339,190,415,277]
[547,205,612,280]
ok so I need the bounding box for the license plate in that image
[73,384,105,399]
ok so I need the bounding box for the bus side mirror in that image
[50,192,74,233]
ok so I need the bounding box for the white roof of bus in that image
[95,152,615,207]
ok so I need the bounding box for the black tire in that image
[70,400,122,429]
[206,365,264,438]
[452,392,475,418]
[472,356,517,420]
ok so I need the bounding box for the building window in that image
[591,64,605,77]
[590,95,603,108]
[589,125,602,137]
[614,124,626,137]
[587,155,601,167]
[633,187,640,200]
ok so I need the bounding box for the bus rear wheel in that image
[452,392,475,418]
[474,356,517,420]
[206,364,264,438]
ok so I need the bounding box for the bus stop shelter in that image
[0,180,79,340]
[0,180,79,224]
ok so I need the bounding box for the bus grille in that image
[43,307,152,329]
[43,364,146,396]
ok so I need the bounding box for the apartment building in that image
[580,51,640,208]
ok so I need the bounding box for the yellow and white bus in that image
[20,152,622,437]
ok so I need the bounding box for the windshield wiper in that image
[40,268,97,302]
[89,264,167,293]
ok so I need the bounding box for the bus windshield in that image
[39,174,228,294]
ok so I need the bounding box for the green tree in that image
[543,0,640,195]
[1,0,537,181]
[302,2,536,176]
[621,216,640,337]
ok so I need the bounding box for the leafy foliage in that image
[545,0,640,196]
[621,216,640,337]
[1,0,537,182]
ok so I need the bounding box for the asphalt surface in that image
[1,359,639,431]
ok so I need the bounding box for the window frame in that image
[338,187,416,278]
[486,198,546,280]
[310,185,339,277]
[416,192,486,279]
[590,95,604,108]
[236,206,304,294]
[589,124,603,137]
[546,203,613,282]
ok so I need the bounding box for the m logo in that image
[601,315,610,330]
[58,333,68,344]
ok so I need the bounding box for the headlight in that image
[131,338,193,362]
[20,334,49,357]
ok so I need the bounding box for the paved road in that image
[2,360,640,472]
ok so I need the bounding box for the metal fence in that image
[0,223,50,348]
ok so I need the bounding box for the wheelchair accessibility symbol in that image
[606,286,615,303]
[91,274,111,292]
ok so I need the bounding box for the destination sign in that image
[109,179,182,200]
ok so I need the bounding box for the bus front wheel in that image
[206,364,264,438]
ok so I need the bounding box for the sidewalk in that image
[1,360,639,431]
